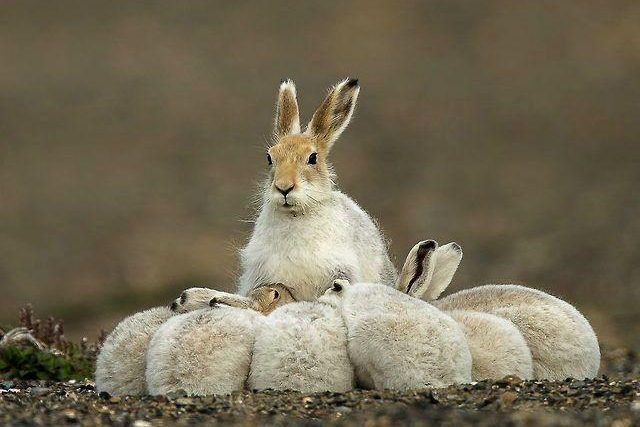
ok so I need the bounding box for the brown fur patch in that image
[268,134,330,192]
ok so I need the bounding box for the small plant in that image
[0,304,102,381]
[0,345,93,381]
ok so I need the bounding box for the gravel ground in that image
[1,349,638,426]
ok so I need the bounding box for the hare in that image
[433,284,601,380]
[323,277,472,390]
[174,78,397,313]
[145,306,263,396]
[95,306,173,395]
[446,310,533,380]
[399,240,534,381]
[170,283,295,315]
[247,299,355,393]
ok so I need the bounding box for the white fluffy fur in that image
[238,192,396,301]
[447,310,533,380]
[145,307,262,396]
[424,242,463,300]
[95,306,173,395]
[326,280,472,390]
[248,301,354,393]
[434,285,601,380]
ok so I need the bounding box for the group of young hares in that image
[95,79,600,396]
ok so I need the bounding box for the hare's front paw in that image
[170,287,221,313]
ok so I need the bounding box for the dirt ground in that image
[1,348,638,426]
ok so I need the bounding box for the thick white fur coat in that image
[248,301,354,392]
[447,310,533,380]
[145,307,262,396]
[330,282,472,390]
[435,285,600,380]
[238,191,396,301]
[95,307,173,396]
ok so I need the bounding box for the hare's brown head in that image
[265,78,360,214]
[249,283,296,314]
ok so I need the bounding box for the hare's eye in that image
[332,282,343,292]
[273,290,280,300]
[307,153,317,165]
[267,154,272,166]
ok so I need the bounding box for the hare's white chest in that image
[238,205,359,300]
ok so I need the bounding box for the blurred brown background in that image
[0,1,638,348]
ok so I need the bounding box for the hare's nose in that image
[275,184,294,196]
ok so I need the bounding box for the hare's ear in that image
[305,78,359,151]
[266,287,281,303]
[397,240,438,298]
[422,242,463,300]
[274,79,301,138]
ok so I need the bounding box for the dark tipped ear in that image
[305,78,359,151]
[267,288,280,303]
[274,79,301,138]
[396,240,438,297]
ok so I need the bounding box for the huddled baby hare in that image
[145,306,261,396]
[433,284,600,380]
[95,306,173,395]
[322,277,472,390]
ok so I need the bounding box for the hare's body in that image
[447,310,533,380]
[145,307,261,396]
[95,307,173,396]
[326,281,472,390]
[248,300,354,393]
[238,191,396,301]
[434,285,600,380]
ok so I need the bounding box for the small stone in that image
[175,397,195,406]
[500,391,518,405]
[109,396,122,403]
[29,387,50,396]
[62,409,77,421]
[133,421,152,427]
[167,389,188,399]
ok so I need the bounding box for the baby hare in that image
[145,307,262,396]
[324,277,472,390]
[434,284,600,380]
[248,299,355,393]
[171,283,295,314]
[174,78,398,313]
[400,240,534,381]
[95,307,173,395]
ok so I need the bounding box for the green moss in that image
[0,345,93,381]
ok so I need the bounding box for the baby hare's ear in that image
[422,242,463,301]
[306,78,359,151]
[331,279,350,293]
[397,240,438,298]
[274,79,301,138]
[266,287,281,303]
